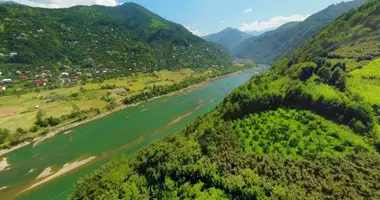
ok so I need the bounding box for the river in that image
[0,66,268,200]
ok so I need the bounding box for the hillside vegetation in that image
[0,3,231,73]
[233,0,365,63]
[70,0,380,199]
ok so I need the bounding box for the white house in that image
[0,85,6,91]
[9,52,18,57]
[61,72,69,76]
[1,79,12,83]
[37,29,44,33]
[0,53,4,57]
[0,72,2,76]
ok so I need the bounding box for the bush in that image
[16,128,26,134]
[0,128,10,144]
[30,126,39,132]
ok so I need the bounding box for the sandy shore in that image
[0,186,7,191]
[0,142,30,157]
[0,158,10,172]
[20,156,96,194]
[168,112,193,126]
[0,70,243,156]
[36,167,53,179]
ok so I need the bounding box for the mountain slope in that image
[244,30,271,36]
[203,27,252,52]
[70,0,380,199]
[0,3,231,72]
[233,0,365,63]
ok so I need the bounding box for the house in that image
[34,80,47,86]
[9,52,18,57]
[73,76,80,81]
[0,53,4,57]
[1,79,12,83]
[37,29,44,33]
[20,75,28,79]
[0,72,2,76]
[61,72,69,76]
[0,85,6,91]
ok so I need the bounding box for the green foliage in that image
[234,109,372,159]
[317,66,332,82]
[70,1,380,199]
[0,3,232,72]
[0,128,10,143]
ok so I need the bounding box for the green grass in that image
[347,58,380,105]
[0,69,200,133]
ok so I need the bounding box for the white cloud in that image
[243,8,252,13]
[184,23,207,37]
[220,20,225,23]
[12,0,118,8]
[239,14,309,32]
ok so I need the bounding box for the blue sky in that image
[14,0,351,35]
[122,0,351,35]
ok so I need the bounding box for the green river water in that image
[0,67,267,200]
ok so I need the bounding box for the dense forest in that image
[69,0,380,199]
[0,3,231,73]
[233,0,365,63]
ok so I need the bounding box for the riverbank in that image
[0,69,248,156]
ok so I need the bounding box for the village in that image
[0,62,133,94]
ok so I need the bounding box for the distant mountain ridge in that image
[233,0,366,63]
[244,30,270,36]
[0,3,231,72]
[202,27,252,52]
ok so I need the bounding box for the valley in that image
[0,68,266,200]
[1,0,380,199]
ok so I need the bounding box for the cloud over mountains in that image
[239,14,309,32]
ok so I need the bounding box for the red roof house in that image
[34,80,47,86]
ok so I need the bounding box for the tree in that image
[35,109,45,125]
[0,128,10,144]
[16,127,26,135]
[331,68,346,90]
[317,66,332,83]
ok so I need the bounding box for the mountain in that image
[203,27,252,52]
[233,0,366,63]
[245,29,273,36]
[0,3,231,73]
[70,0,380,199]
[0,1,19,5]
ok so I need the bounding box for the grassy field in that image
[347,58,380,106]
[0,69,196,132]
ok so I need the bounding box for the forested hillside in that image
[70,0,380,199]
[233,0,365,63]
[0,3,231,72]
[203,28,252,52]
